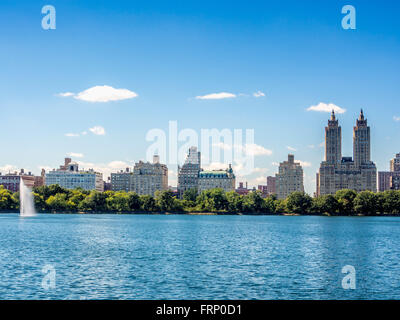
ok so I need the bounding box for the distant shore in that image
[2,210,400,217]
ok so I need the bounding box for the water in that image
[0,214,400,300]
[19,180,36,217]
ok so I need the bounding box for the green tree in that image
[335,189,357,215]
[0,186,17,211]
[46,193,70,212]
[183,188,198,202]
[155,190,175,212]
[242,191,265,213]
[354,191,378,215]
[312,195,339,215]
[197,188,228,212]
[79,191,107,212]
[106,191,129,212]
[33,192,46,212]
[381,190,400,214]
[127,192,141,211]
[274,199,287,214]
[286,192,313,214]
[226,191,243,212]
[140,195,157,212]
[264,197,276,214]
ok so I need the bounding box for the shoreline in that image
[2,211,400,217]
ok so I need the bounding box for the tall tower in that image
[325,110,342,164]
[177,147,201,198]
[353,109,370,166]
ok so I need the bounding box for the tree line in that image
[0,184,400,215]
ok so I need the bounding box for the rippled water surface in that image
[1,214,400,299]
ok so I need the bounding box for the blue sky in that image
[1,0,399,193]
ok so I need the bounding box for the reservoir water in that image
[1,214,400,299]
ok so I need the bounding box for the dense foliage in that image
[1,185,400,215]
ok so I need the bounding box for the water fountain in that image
[19,178,36,217]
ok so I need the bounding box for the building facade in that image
[111,168,133,192]
[178,147,201,197]
[46,158,104,191]
[378,153,400,192]
[131,156,168,196]
[198,165,235,193]
[317,110,377,196]
[275,154,304,199]
[0,170,35,193]
[236,182,249,195]
[266,176,276,195]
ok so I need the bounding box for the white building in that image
[46,158,104,192]
[198,165,235,193]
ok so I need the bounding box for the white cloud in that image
[168,169,177,187]
[308,145,315,149]
[287,146,297,151]
[195,92,236,100]
[65,127,106,137]
[307,102,346,114]
[58,92,75,97]
[67,152,84,158]
[272,162,280,166]
[38,166,53,173]
[319,141,325,148]
[0,164,17,174]
[213,142,272,156]
[253,91,265,98]
[89,126,106,136]
[76,160,131,179]
[394,116,400,122]
[296,160,312,168]
[58,85,138,103]
[244,143,273,156]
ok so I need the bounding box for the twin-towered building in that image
[317,110,377,196]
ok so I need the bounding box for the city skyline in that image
[0,109,399,195]
[1,1,400,194]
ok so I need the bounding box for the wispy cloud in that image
[307,102,346,114]
[57,92,74,97]
[0,164,17,174]
[67,152,84,158]
[394,116,400,122]
[253,91,265,98]
[65,133,80,137]
[89,126,106,136]
[245,143,273,156]
[287,146,297,151]
[76,160,131,179]
[57,85,138,103]
[297,160,312,167]
[195,92,236,100]
[65,126,106,137]
[213,142,273,156]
